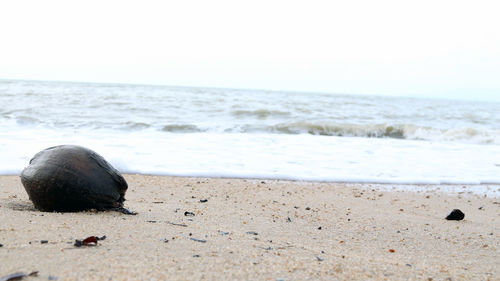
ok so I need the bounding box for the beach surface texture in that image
[1,175,498,280]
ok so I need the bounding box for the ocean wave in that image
[154,121,500,144]
[255,122,500,144]
[231,109,291,119]
[123,121,151,130]
[261,122,411,138]
[16,116,41,126]
[161,124,204,133]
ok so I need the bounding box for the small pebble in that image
[200,199,208,203]
[184,211,195,216]
[41,240,48,244]
[445,209,465,221]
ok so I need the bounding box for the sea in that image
[1,79,500,189]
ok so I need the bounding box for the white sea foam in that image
[1,79,500,187]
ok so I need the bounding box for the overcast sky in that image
[1,0,499,101]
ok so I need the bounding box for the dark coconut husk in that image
[20,145,130,213]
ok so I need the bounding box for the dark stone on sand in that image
[445,209,465,220]
[20,145,128,212]
[40,240,48,244]
[184,211,195,216]
[0,243,3,247]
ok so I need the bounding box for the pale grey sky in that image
[1,0,499,101]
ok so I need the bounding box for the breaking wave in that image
[161,124,204,133]
[123,121,151,130]
[255,122,500,144]
[231,109,291,119]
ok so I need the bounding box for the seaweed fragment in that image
[74,235,106,247]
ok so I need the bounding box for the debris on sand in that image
[20,145,129,213]
[74,235,106,247]
[168,222,188,227]
[184,211,195,216]
[190,238,207,243]
[0,271,38,281]
[445,209,465,221]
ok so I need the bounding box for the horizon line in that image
[1,77,498,104]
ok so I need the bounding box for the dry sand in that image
[0,175,499,280]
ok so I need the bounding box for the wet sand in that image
[1,175,499,280]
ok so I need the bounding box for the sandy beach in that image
[1,174,498,280]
